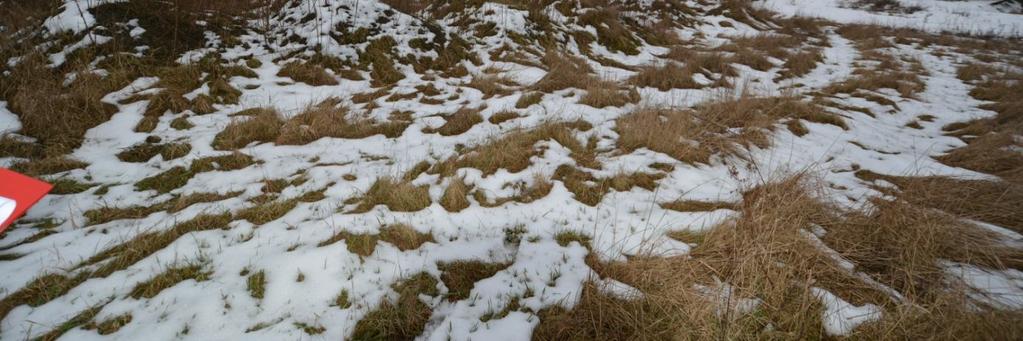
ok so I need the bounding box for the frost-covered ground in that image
[1,0,1022,339]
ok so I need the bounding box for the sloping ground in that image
[0,0,1021,339]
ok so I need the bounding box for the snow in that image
[759,0,1023,37]
[0,0,1021,339]
[812,287,883,336]
[0,102,21,135]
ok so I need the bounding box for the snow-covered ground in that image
[1,0,1021,339]
[760,0,1023,36]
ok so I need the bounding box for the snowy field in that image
[1,0,1022,339]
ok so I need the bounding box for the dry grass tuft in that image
[277,99,410,144]
[438,261,510,301]
[129,264,210,299]
[83,313,133,335]
[616,96,843,164]
[579,80,640,108]
[352,273,438,340]
[277,62,338,86]
[432,120,593,177]
[247,270,266,299]
[116,142,191,162]
[236,198,298,225]
[349,177,431,213]
[532,51,596,92]
[554,165,664,206]
[423,107,483,136]
[212,108,284,150]
[10,156,87,176]
[440,177,471,212]
[515,92,544,108]
[488,110,521,124]
[661,199,736,212]
[379,224,434,251]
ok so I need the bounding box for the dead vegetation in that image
[536,174,1023,339]
[438,261,510,301]
[352,273,438,339]
[423,107,483,136]
[277,98,410,144]
[616,95,844,164]
[431,120,594,177]
[348,177,431,213]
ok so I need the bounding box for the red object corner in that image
[0,168,53,232]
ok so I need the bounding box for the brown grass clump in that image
[236,198,298,225]
[129,264,210,299]
[6,56,123,155]
[82,313,133,335]
[277,62,339,86]
[535,176,854,340]
[438,261,510,301]
[629,62,704,90]
[579,80,640,108]
[488,110,521,124]
[351,273,438,340]
[861,173,1023,234]
[10,156,88,176]
[379,224,434,251]
[515,92,543,108]
[777,49,823,80]
[466,74,516,99]
[661,199,736,212]
[423,107,483,136]
[431,120,593,177]
[212,108,284,150]
[440,177,471,212]
[349,177,431,213]
[532,51,596,92]
[116,142,191,162]
[277,99,410,144]
[474,174,553,207]
[616,96,843,164]
[554,165,664,206]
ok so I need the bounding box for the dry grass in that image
[277,61,338,86]
[777,49,823,80]
[538,171,1023,339]
[488,110,521,124]
[0,213,232,321]
[247,270,266,299]
[431,120,593,177]
[629,62,704,90]
[515,92,543,108]
[532,51,596,92]
[423,107,483,136]
[466,74,516,99]
[116,142,191,162]
[379,224,434,251]
[351,273,438,339]
[349,177,431,213]
[440,177,472,212]
[129,264,210,299]
[661,199,736,212]
[554,165,664,206]
[438,261,510,301]
[579,80,640,108]
[10,156,87,176]
[212,108,284,150]
[277,99,410,144]
[79,312,133,336]
[616,95,844,164]
[236,198,298,225]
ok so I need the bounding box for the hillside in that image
[1,0,1022,339]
